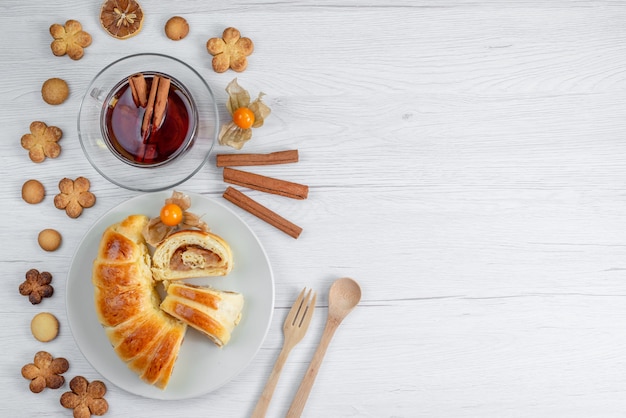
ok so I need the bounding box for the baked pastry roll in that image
[160,282,244,347]
[92,214,186,389]
[151,230,233,281]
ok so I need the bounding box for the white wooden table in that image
[2,1,626,417]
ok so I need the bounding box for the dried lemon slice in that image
[100,0,144,39]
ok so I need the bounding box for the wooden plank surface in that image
[1,1,626,417]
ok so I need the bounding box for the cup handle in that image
[90,88,105,104]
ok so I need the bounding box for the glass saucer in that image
[78,53,219,191]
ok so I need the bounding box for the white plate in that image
[66,192,274,400]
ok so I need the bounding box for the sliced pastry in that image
[151,230,233,281]
[160,281,244,347]
[92,214,186,389]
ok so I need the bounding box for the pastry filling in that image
[170,245,221,271]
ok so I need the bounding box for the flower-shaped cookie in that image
[218,78,271,149]
[143,190,209,247]
[206,27,254,72]
[50,20,92,60]
[19,269,54,305]
[54,177,96,218]
[21,351,69,393]
[60,376,109,418]
[20,121,63,163]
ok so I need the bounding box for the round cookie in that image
[31,312,59,342]
[22,179,45,204]
[165,16,189,40]
[38,229,62,252]
[41,78,69,105]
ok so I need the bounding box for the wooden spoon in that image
[286,277,361,417]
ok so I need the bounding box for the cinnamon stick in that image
[223,168,308,200]
[216,150,299,167]
[129,73,148,107]
[223,187,302,239]
[152,76,170,128]
[141,75,160,138]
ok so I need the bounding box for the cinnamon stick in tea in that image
[152,76,170,128]
[223,167,308,200]
[223,186,302,239]
[216,150,299,167]
[129,73,148,107]
[141,75,160,138]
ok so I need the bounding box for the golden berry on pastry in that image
[142,190,209,247]
[50,19,92,60]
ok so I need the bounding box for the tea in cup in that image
[101,71,197,167]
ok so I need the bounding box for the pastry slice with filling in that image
[151,230,233,281]
[160,281,244,347]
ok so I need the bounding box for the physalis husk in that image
[218,78,271,150]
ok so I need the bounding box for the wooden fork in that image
[251,287,317,418]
